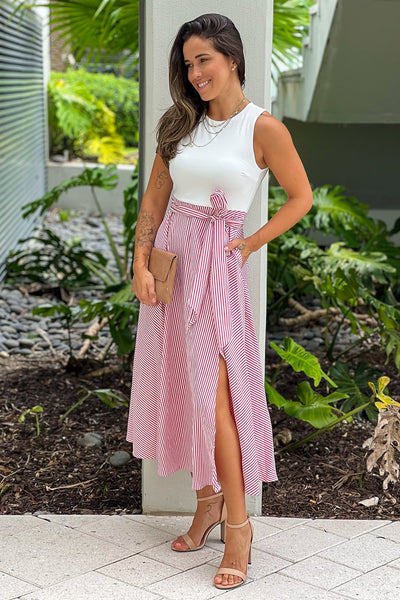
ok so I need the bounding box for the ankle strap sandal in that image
[171,491,227,552]
[214,516,253,590]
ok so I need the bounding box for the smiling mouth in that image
[197,80,211,90]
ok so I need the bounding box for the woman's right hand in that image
[133,267,158,306]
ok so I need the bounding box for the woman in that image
[127,13,313,590]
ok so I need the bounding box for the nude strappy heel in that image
[170,491,227,552]
[214,516,253,590]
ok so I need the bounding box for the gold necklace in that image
[186,97,247,148]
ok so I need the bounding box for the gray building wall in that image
[0,1,48,279]
[272,119,399,221]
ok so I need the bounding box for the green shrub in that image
[49,69,139,159]
[55,69,139,146]
[268,185,400,367]
[6,165,140,358]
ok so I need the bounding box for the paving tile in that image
[219,572,348,599]
[205,518,280,553]
[390,557,400,571]
[0,571,38,600]
[248,518,281,540]
[280,555,362,590]
[97,554,181,587]
[252,516,308,530]
[253,524,345,562]
[207,546,291,579]
[34,514,109,529]
[307,519,390,539]
[0,519,132,587]
[19,571,160,600]
[146,563,226,600]
[334,565,400,599]
[78,514,173,552]
[141,540,223,570]
[127,514,193,537]
[370,521,400,543]
[0,515,41,537]
[320,533,400,573]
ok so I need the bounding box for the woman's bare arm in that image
[133,153,173,305]
[225,114,313,263]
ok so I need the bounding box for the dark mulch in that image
[263,349,400,521]
[0,355,141,515]
[0,350,399,519]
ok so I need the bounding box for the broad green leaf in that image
[270,337,336,387]
[326,243,395,283]
[265,381,345,429]
[310,185,374,238]
[329,362,381,399]
[290,381,346,428]
[265,382,288,409]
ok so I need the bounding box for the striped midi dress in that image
[126,102,277,495]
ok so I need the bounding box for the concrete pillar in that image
[140,0,273,516]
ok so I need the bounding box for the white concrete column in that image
[141,0,273,516]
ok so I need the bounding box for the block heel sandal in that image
[171,491,227,552]
[214,516,253,590]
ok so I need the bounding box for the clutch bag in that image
[131,247,178,305]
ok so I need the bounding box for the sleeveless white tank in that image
[169,102,268,213]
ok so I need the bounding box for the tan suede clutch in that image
[131,247,178,305]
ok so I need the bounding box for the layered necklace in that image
[185,97,247,148]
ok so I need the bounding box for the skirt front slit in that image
[127,192,277,494]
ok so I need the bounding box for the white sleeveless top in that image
[169,102,268,213]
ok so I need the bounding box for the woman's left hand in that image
[224,238,252,267]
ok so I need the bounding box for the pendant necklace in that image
[186,97,247,148]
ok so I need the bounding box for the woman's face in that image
[182,35,236,101]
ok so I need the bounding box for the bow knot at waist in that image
[168,190,245,354]
[169,191,244,227]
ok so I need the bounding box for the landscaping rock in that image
[109,451,131,467]
[4,339,19,349]
[77,432,103,448]
[20,338,35,348]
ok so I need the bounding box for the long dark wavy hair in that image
[157,13,245,164]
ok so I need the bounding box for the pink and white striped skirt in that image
[126,191,277,495]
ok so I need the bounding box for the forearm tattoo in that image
[135,209,156,254]
[155,169,168,189]
[238,242,246,251]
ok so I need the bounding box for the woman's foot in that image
[214,519,252,587]
[171,492,225,551]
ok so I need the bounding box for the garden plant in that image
[7,0,399,498]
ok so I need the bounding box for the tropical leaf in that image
[12,1,140,65]
[265,381,345,428]
[84,134,125,164]
[14,1,312,79]
[391,217,400,236]
[264,382,288,409]
[304,185,375,245]
[21,166,118,218]
[270,337,336,386]
[272,0,316,82]
[368,376,395,409]
[324,243,395,286]
[330,362,381,397]
[329,361,380,419]
[381,329,400,371]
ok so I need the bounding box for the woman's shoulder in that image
[253,108,292,142]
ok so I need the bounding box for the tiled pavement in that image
[1,514,400,599]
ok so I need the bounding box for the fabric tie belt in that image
[169,190,245,352]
